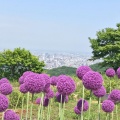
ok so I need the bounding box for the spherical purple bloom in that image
[0,94,9,112]
[109,89,120,102]
[39,73,51,93]
[18,76,24,85]
[77,98,89,111]
[4,110,20,120]
[56,92,69,103]
[45,89,54,99]
[107,95,116,104]
[82,71,103,90]
[35,98,41,104]
[76,66,92,80]
[57,75,76,95]
[93,86,106,97]
[74,106,81,114]
[43,97,49,107]
[106,68,115,77]
[24,73,45,93]
[50,76,58,86]
[0,83,12,95]
[116,67,120,79]
[102,100,115,113]
[0,78,10,85]
[19,84,28,94]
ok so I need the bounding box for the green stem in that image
[116,104,118,120]
[109,113,111,120]
[20,96,25,120]
[111,111,113,120]
[59,103,61,118]
[1,112,4,120]
[30,93,34,120]
[62,100,66,120]
[26,92,30,120]
[106,113,108,120]
[98,97,101,120]
[88,90,92,120]
[47,104,50,120]
[81,85,85,120]
[40,93,44,120]
[15,92,21,110]
[110,79,111,93]
[37,97,42,120]
[60,94,63,120]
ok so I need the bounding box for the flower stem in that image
[116,104,118,120]
[81,85,85,120]
[30,93,34,120]
[15,92,21,111]
[26,92,30,120]
[20,96,24,120]
[98,97,101,120]
[88,90,92,120]
[40,93,44,120]
[1,112,4,120]
[109,79,111,93]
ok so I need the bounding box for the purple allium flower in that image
[43,97,49,107]
[0,94,9,112]
[4,110,20,120]
[93,86,106,98]
[56,92,69,103]
[57,75,76,95]
[116,67,120,79]
[24,73,45,93]
[74,106,81,114]
[82,71,103,90]
[109,89,120,102]
[45,89,54,99]
[106,68,115,77]
[19,84,28,94]
[0,83,12,95]
[77,99,89,111]
[76,66,92,80]
[50,76,58,86]
[18,76,24,85]
[0,78,10,85]
[40,73,51,93]
[107,95,116,104]
[35,98,41,104]
[102,100,115,113]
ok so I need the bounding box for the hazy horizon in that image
[0,0,120,54]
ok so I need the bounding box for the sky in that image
[0,0,120,54]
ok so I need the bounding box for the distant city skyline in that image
[0,1,120,53]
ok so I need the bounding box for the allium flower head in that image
[76,66,91,80]
[102,100,115,113]
[19,84,28,94]
[4,110,20,120]
[35,98,41,104]
[24,73,45,93]
[109,89,120,102]
[50,76,58,86]
[18,76,24,85]
[0,94,9,112]
[116,67,120,79]
[0,78,10,85]
[106,68,115,77]
[82,71,103,90]
[0,83,13,95]
[57,75,76,95]
[93,86,106,97]
[77,98,89,111]
[107,95,116,104]
[55,92,69,103]
[39,73,51,93]
[45,89,54,99]
[43,97,49,107]
[74,106,81,114]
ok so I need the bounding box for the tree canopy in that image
[0,48,45,80]
[89,23,120,69]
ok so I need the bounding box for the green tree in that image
[89,23,120,69]
[0,48,45,80]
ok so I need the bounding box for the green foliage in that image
[89,23,120,70]
[0,48,45,80]
[90,62,110,73]
[9,91,27,108]
[46,66,76,76]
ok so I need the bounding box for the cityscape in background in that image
[31,50,101,69]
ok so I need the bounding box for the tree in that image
[89,23,120,70]
[0,48,45,80]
